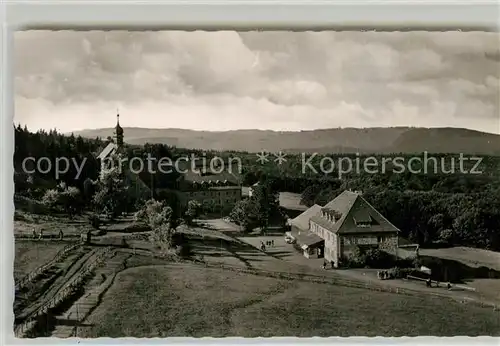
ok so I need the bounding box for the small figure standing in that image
[32,228,37,239]
[38,230,43,240]
[426,278,431,287]
[447,282,452,290]
[260,241,266,252]
[322,261,327,270]
[271,240,275,247]
[58,230,64,241]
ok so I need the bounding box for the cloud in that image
[14,30,500,134]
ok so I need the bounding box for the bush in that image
[386,267,418,279]
[134,208,147,222]
[41,186,83,216]
[340,246,398,269]
[339,254,364,269]
[42,189,61,209]
[185,200,202,224]
[437,228,455,245]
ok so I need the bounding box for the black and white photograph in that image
[12,29,500,338]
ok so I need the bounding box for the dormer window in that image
[353,213,374,227]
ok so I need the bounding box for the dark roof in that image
[290,204,322,231]
[115,123,123,135]
[352,209,373,224]
[310,190,400,235]
[289,228,324,247]
[279,192,308,211]
[183,170,240,185]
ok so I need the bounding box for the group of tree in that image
[229,181,283,232]
[134,198,191,256]
[300,184,500,251]
[41,181,84,217]
[14,125,101,197]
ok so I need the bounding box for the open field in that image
[13,213,500,338]
[421,247,500,271]
[79,264,500,337]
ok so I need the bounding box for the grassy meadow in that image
[79,264,500,337]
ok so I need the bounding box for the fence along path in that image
[14,247,114,338]
[15,242,81,291]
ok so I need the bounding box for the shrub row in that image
[378,267,420,280]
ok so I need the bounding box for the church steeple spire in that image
[114,109,124,148]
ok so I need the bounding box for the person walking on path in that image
[58,230,64,240]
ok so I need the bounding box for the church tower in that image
[114,111,124,148]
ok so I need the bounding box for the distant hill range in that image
[71,127,500,155]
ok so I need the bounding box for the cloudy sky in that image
[14,30,500,134]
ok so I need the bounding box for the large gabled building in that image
[175,166,242,213]
[287,190,400,266]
